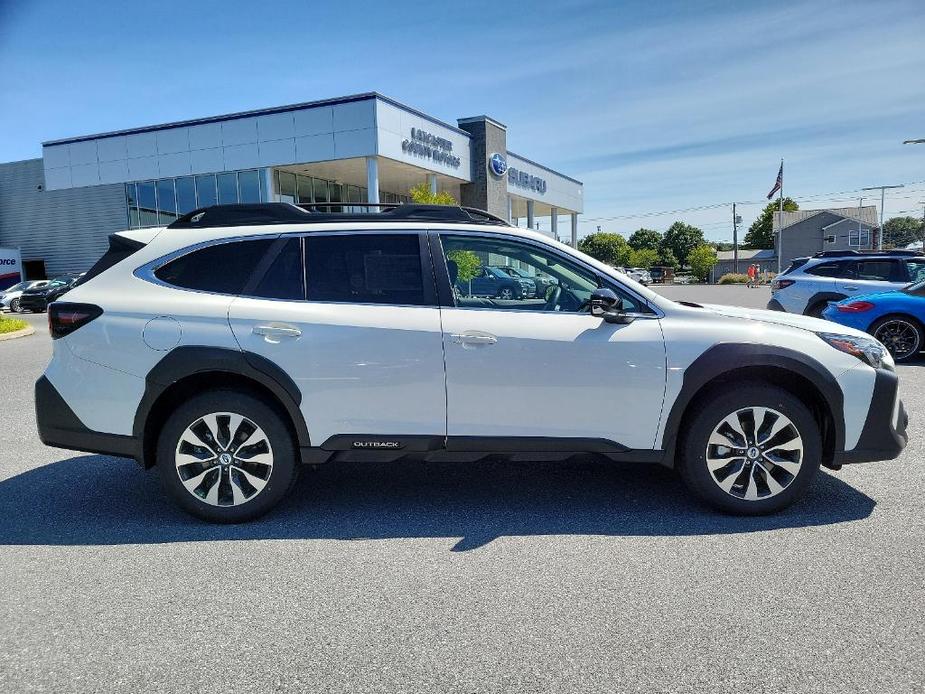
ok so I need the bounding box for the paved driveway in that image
[1,298,922,693]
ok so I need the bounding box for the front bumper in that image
[35,375,140,461]
[766,298,785,311]
[834,367,908,464]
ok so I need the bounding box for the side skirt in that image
[302,434,666,465]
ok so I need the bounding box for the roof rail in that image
[811,249,924,258]
[167,202,512,229]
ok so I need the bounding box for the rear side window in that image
[805,261,849,278]
[305,234,428,305]
[155,238,275,294]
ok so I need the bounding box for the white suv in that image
[769,250,925,316]
[35,204,908,522]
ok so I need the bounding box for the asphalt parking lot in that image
[1,286,922,693]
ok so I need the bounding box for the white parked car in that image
[36,204,907,522]
[0,280,49,312]
[769,250,925,316]
[627,267,652,285]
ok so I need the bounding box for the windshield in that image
[4,282,28,292]
[902,278,925,297]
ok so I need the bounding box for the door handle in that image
[843,286,859,291]
[253,324,302,339]
[451,332,498,346]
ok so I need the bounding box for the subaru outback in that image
[35,203,908,522]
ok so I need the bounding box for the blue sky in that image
[1,0,923,240]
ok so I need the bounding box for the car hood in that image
[698,303,872,339]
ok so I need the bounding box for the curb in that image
[0,324,36,342]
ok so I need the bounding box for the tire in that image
[871,315,922,362]
[497,287,515,300]
[156,389,300,523]
[805,302,827,318]
[9,298,20,312]
[677,383,821,515]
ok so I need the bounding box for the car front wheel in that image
[9,298,20,312]
[156,390,299,523]
[498,287,515,300]
[677,384,821,514]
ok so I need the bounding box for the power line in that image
[582,179,925,223]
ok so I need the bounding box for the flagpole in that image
[777,159,784,274]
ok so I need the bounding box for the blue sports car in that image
[822,279,925,362]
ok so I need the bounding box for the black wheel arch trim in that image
[133,346,311,459]
[804,291,846,315]
[660,343,845,463]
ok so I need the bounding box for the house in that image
[712,248,777,280]
[774,206,879,271]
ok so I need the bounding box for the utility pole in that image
[858,197,865,249]
[732,203,743,274]
[862,184,904,249]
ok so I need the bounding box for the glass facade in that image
[273,170,410,211]
[126,169,263,228]
[127,166,416,228]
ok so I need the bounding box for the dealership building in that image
[0,92,583,278]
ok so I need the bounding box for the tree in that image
[409,182,457,205]
[743,197,799,249]
[687,244,718,282]
[577,232,631,267]
[655,247,679,269]
[628,247,658,269]
[446,249,481,282]
[882,216,924,248]
[628,228,662,251]
[661,221,705,266]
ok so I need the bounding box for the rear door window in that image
[249,238,305,301]
[304,233,430,305]
[155,238,275,294]
[851,260,904,282]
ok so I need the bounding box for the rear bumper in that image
[18,296,48,311]
[834,368,908,464]
[766,298,785,311]
[35,375,140,461]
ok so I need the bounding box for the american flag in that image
[767,162,783,199]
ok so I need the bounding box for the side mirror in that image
[590,288,635,324]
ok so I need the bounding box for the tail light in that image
[772,279,795,291]
[836,301,874,313]
[48,302,103,339]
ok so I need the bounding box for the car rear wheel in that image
[677,384,821,514]
[156,390,299,523]
[871,315,922,362]
[805,301,828,318]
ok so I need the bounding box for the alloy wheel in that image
[174,412,274,507]
[499,288,514,299]
[705,406,803,501]
[874,319,920,360]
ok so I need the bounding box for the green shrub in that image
[0,316,29,334]
[718,273,750,285]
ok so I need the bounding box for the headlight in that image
[818,332,889,369]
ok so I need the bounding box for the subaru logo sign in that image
[489,152,507,177]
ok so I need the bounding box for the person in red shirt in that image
[747,264,757,288]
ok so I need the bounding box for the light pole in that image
[862,184,904,249]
